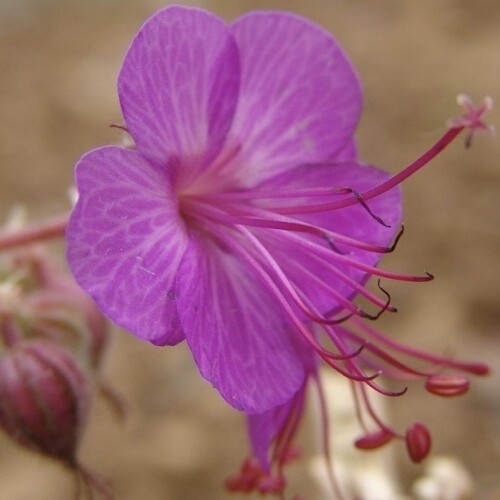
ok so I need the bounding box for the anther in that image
[405,423,432,463]
[354,428,394,450]
[425,374,470,397]
[334,187,390,227]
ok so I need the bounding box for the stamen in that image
[187,198,400,255]
[219,230,391,387]
[236,226,378,326]
[425,374,470,397]
[268,127,465,215]
[316,316,408,396]
[350,317,490,376]
[405,423,432,463]
[272,392,305,470]
[280,228,433,284]
[312,373,347,500]
[352,383,397,437]
[205,222,368,367]
[322,341,368,363]
[285,257,392,322]
[330,187,390,227]
[337,326,432,379]
[261,229,398,312]
[354,429,394,450]
[362,280,394,321]
[204,173,359,201]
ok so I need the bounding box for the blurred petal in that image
[222,11,361,186]
[118,6,240,173]
[176,234,305,413]
[67,146,188,345]
[248,379,308,471]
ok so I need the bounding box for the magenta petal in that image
[176,235,305,414]
[66,146,188,345]
[247,379,308,471]
[224,11,361,186]
[335,138,358,162]
[118,6,240,169]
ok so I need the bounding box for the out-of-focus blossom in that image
[412,456,474,500]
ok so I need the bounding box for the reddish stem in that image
[0,214,69,251]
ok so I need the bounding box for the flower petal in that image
[222,11,361,186]
[247,376,309,471]
[176,234,306,414]
[118,6,240,171]
[335,138,358,162]
[66,146,188,345]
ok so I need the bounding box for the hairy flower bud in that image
[0,339,90,465]
[0,249,109,364]
[406,423,432,463]
[1,246,125,427]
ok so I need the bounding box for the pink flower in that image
[66,5,490,492]
[68,5,391,414]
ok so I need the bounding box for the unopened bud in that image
[4,249,111,371]
[425,374,470,397]
[354,428,393,450]
[0,340,90,465]
[406,423,432,463]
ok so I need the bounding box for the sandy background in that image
[0,0,499,498]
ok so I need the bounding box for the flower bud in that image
[354,428,393,450]
[0,339,90,465]
[406,423,432,463]
[425,374,470,397]
[2,249,110,370]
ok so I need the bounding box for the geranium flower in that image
[66,5,491,495]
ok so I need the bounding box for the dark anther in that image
[326,311,354,324]
[333,187,390,227]
[359,280,396,321]
[324,341,368,361]
[386,224,405,253]
[376,279,398,313]
[325,236,346,255]
[387,386,409,397]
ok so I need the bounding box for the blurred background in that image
[0,0,498,498]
